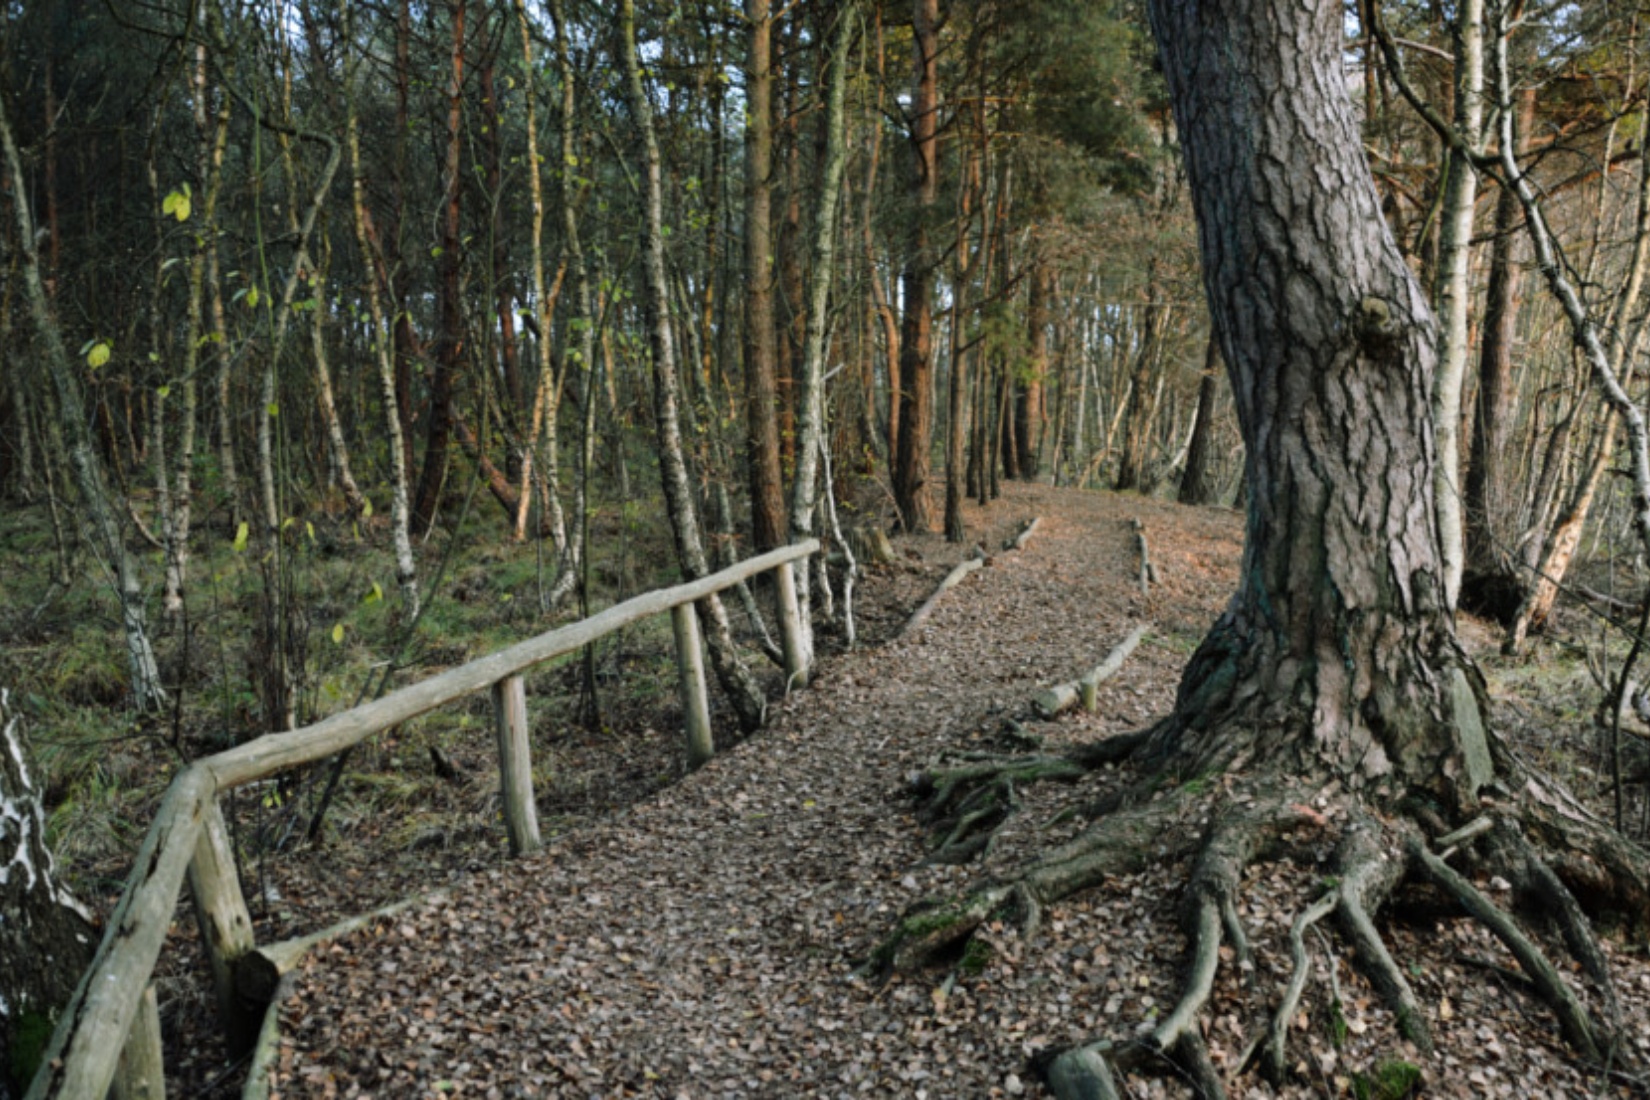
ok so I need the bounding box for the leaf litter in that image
[251,484,1649,1098]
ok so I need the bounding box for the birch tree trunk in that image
[343,0,418,618]
[788,0,856,666]
[619,0,767,732]
[1430,0,1484,610]
[0,690,96,1098]
[0,97,166,711]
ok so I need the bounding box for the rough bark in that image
[744,0,787,554]
[1016,256,1049,479]
[892,0,940,533]
[1144,0,1488,811]
[411,0,468,537]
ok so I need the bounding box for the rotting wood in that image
[235,892,447,1010]
[900,558,984,639]
[203,540,816,791]
[186,798,258,1052]
[492,674,541,856]
[673,603,714,768]
[109,984,163,1100]
[1032,625,1150,718]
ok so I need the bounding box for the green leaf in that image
[331,622,345,645]
[267,402,279,418]
[156,385,170,399]
[364,580,383,605]
[305,521,316,542]
[232,522,249,553]
[361,497,373,518]
[162,189,192,222]
[86,341,112,369]
[246,285,260,308]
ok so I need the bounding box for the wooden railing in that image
[25,540,818,1100]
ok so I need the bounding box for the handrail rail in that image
[26,540,817,1100]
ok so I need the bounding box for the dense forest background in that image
[3,1,1649,842]
[6,0,1650,1090]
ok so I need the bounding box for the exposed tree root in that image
[881,710,1650,1098]
[1409,836,1603,1061]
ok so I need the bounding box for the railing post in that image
[672,602,714,768]
[109,984,164,1100]
[491,674,541,856]
[775,559,809,690]
[187,798,258,1052]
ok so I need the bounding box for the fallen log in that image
[900,558,984,639]
[1008,517,1041,552]
[1032,625,1150,718]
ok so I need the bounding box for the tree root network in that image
[872,731,1650,1098]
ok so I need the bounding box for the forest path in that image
[267,483,1243,1098]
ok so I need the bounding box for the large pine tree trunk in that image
[892,0,940,533]
[1145,0,1489,811]
[743,0,787,553]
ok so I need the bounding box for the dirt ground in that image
[178,484,1650,1098]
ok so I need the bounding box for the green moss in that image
[9,1008,56,1091]
[1351,1059,1422,1100]
[958,937,994,976]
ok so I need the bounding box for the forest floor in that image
[136,484,1650,1097]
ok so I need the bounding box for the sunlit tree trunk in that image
[1176,335,1221,506]
[789,0,855,663]
[744,0,787,552]
[892,0,940,532]
[619,0,767,732]
[1144,0,1490,811]
[343,0,418,618]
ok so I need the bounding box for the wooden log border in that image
[1031,625,1151,719]
[899,517,1042,640]
[24,540,817,1100]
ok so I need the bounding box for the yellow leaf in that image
[86,341,112,369]
[232,522,249,553]
[331,622,345,644]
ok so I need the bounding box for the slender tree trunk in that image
[1462,89,1537,615]
[619,0,767,732]
[1177,334,1221,506]
[411,0,468,536]
[744,0,787,552]
[790,0,857,660]
[1431,0,1485,610]
[344,0,418,617]
[1016,254,1049,479]
[892,0,940,532]
[0,99,166,711]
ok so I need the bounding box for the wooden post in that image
[672,603,714,768]
[186,799,258,1053]
[775,560,808,689]
[491,675,541,856]
[109,984,164,1100]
